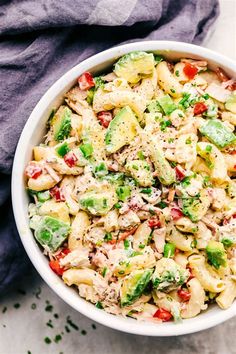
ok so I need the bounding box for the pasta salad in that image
[25,51,236,322]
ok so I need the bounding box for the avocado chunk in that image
[152,258,189,292]
[199,119,236,149]
[120,269,153,307]
[182,189,210,222]
[114,51,155,84]
[79,188,118,216]
[206,240,227,269]
[157,95,177,115]
[125,160,154,187]
[105,106,139,154]
[225,92,236,114]
[28,189,51,203]
[149,140,176,185]
[31,216,70,252]
[51,106,72,142]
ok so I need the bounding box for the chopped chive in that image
[92,324,97,329]
[14,303,20,309]
[101,267,107,277]
[54,334,62,343]
[141,187,152,195]
[44,337,51,344]
[175,70,180,77]
[65,325,70,333]
[54,313,59,319]
[95,301,103,309]
[31,303,37,310]
[205,145,212,153]
[137,151,145,160]
[81,330,87,335]
[138,244,145,249]
[45,304,53,312]
[124,239,130,250]
[2,307,7,313]
[46,319,54,328]
[104,232,112,242]
[66,316,79,330]
[114,202,122,209]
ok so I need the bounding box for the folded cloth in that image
[0,0,219,293]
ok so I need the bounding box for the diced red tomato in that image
[64,151,78,167]
[183,63,198,80]
[229,150,236,155]
[49,259,64,276]
[49,248,70,276]
[148,216,161,228]
[153,308,172,321]
[97,111,113,128]
[177,288,191,302]
[25,163,42,179]
[175,165,186,181]
[78,72,95,90]
[187,266,195,280]
[171,208,183,221]
[50,186,65,202]
[193,102,208,115]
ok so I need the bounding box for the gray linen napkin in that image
[0,0,219,293]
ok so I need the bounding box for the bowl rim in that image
[12,40,236,336]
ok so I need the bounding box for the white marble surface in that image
[1,1,236,353]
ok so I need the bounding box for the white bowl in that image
[12,41,236,336]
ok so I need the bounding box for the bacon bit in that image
[222,79,236,91]
[183,63,198,80]
[177,288,191,302]
[97,111,113,128]
[49,248,70,276]
[64,151,78,167]
[187,266,195,280]
[153,308,172,321]
[215,67,229,82]
[108,227,138,244]
[171,208,183,221]
[193,102,208,115]
[50,186,65,202]
[228,150,236,155]
[167,189,175,202]
[25,162,42,179]
[175,165,186,181]
[167,61,174,72]
[148,216,161,229]
[78,72,95,90]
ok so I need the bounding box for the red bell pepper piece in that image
[97,111,113,128]
[78,72,95,90]
[153,308,172,321]
[183,63,198,80]
[50,186,65,202]
[177,288,191,302]
[171,208,183,221]
[193,102,208,115]
[64,151,78,167]
[25,163,42,179]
